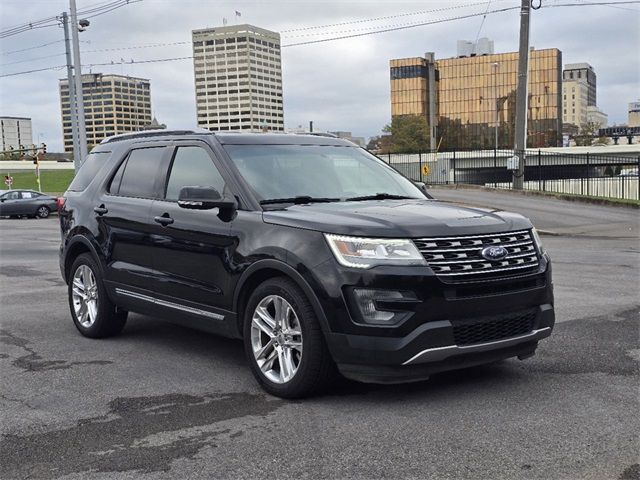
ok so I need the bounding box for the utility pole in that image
[62,12,80,171]
[513,0,531,189]
[493,62,499,150]
[70,0,88,163]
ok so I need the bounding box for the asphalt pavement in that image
[1,191,638,480]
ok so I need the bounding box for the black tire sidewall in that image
[243,278,328,398]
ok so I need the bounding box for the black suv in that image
[59,130,554,398]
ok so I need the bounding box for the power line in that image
[0,0,142,39]
[280,0,507,33]
[1,40,65,56]
[0,65,66,78]
[282,5,520,46]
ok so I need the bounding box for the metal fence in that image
[380,149,640,201]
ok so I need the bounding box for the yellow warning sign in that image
[421,164,430,176]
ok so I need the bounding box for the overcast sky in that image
[1,0,638,151]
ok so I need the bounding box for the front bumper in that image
[328,303,555,384]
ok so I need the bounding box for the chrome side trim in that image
[402,327,552,365]
[115,288,224,321]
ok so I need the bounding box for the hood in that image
[262,199,532,238]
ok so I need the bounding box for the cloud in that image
[1,0,638,151]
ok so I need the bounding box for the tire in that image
[36,205,50,218]
[68,253,127,338]
[243,277,334,398]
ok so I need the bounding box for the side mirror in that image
[413,181,433,199]
[178,186,237,221]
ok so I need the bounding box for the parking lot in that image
[1,190,638,480]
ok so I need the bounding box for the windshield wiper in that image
[259,196,341,206]
[346,193,417,202]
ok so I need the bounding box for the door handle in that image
[154,214,174,226]
[94,205,108,215]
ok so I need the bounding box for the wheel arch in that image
[63,235,104,284]
[233,260,330,339]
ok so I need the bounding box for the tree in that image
[574,122,599,146]
[382,115,430,153]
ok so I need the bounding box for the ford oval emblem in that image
[480,246,508,261]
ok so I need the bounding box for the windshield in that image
[223,144,423,203]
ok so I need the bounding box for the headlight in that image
[324,234,427,269]
[531,227,545,253]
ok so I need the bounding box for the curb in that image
[429,183,639,209]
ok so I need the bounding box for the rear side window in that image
[67,152,111,192]
[114,147,164,198]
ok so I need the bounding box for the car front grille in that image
[413,230,540,280]
[452,309,537,346]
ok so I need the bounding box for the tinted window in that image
[117,147,164,198]
[108,158,127,194]
[3,191,21,200]
[67,152,111,192]
[165,147,225,201]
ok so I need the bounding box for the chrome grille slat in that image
[415,230,540,280]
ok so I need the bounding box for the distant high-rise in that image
[562,63,604,129]
[390,48,563,149]
[629,101,640,127]
[563,63,596,106]
[456,37,494,57]
[192,24,284,132]
[59,73,151,152]
[0,116,32,151]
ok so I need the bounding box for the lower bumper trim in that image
[402,327,552,365]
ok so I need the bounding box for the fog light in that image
[351,289,416,325]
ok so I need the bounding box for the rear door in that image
[96,144,169,293]
[148,143,236,315]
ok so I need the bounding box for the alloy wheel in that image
[37,206,49,218]
[71,264,99,328]
[250,294,303,384]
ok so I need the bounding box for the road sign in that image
[421,164,431,176]
[4,175,13,188]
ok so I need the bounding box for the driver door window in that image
[165,146,226,201]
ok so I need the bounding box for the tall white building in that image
[192,24,284,132]
[586,106,608,128]
[0,116,33,151]
[562,80,589,127]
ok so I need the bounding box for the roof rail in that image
[100,128,212,144]
[297,132,339,138]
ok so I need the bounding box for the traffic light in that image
[41,143,47,154]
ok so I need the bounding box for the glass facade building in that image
[390,48,563,149]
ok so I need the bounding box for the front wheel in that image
[68,253,127,338]
[36,205,50,218]
[243,277,334,398]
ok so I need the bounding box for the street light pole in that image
[493,62,499,150]
[513,0,531,190]
[62,12,80,171]
[70,0,88,163]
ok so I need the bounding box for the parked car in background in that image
[0,189,58,218]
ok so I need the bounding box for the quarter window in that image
[164,146,225,201]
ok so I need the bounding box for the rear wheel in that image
[243,277,334,398]
[36,205,50,218]
[68,253,127,338]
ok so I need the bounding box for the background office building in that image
[561,62,606,129]
[563,63,596,106]
[59,73,152,152]
[628,101,640,127]
[0,116,33,151]
[192,24,284,132]
[390,47,563,149]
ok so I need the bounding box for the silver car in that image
[0,189,58,219]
